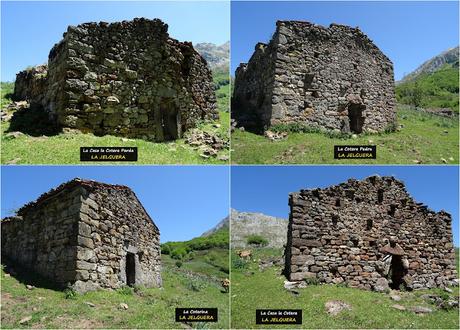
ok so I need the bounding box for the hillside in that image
[399,46,459,83]
[231,209,287,248]
[396,63,459,113]
[231,248,459,329]
[1,220,230,328]
[201,215,229,237]
[231,105,459,164]
[161,222,229,276]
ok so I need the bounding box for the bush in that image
[175,260,183,268]
[64,288,77,300]
[170,247,188,260]
[232,257,247,269]
[246,235,269,247]
[161,244,171,255]
[186,277,206,292]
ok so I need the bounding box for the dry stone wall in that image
[1,179,161,293]
[285,175,457,291]
[13,18,217,141]
[1,184,83,286]
[232,43,276,132]
[233,21,396,134]
[74,180,161,292]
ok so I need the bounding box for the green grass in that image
[0,71,230,165]
[231,248,459,329]
[163,248,229,279]
[1,111,229,165]
[396,63,459,113]
[231,106,459,164]
[1,253,229,329]
[456,248,459,275]
[162,227,229,276]
[1,82,14,108]
[213,67,230,112]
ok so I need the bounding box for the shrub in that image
[232,258,247,269]
[175,260,183,268]
[186,277,206,292]
[171,247,188,260]
[246,235,269,247]
[161,244,171,255]
[64,288,77,300]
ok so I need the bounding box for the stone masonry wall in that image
[1,184,83,287]
[232,43,276,132]
[285,176,457,291]
[74,181,161,292]
[14,18,217,141]
[1,179,161,293]
[233,21,396,134]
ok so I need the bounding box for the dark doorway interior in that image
[348,104,365,134]
[126,252,136,287]
[160,98,178,141]
[389,255,407,290]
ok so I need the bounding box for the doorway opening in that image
[389,255,407,290]
[348,104,365,134]
[159,98,178,141]
[126,252,136,287]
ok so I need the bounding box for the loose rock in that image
[325,300,352,316]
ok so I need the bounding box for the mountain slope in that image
[201,215,229,237]
[195,41,229,70]
[231,209,288,248]
[399,46,459,83]
[396,63,459,112]
[161,219,229,276]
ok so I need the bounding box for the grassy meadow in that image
[0,69,230,165]
[231,106,459,164]
[1,112,229,165]
[1,227,230,329]
[231,248,459,329]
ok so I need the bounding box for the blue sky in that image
[231,166,460,246]
[1,0,230,81]
[1,166,230,243]
[231,1,459,80]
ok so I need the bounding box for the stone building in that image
[232,21,396,134]
[284,176,457,291]
[1,178,161,293]
[12,18,217,141]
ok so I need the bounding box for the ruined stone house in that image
[284,175,457,291]
[12,18,217,141]
[232,21,396,134]
[1,178,161,293]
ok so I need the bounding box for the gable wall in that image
[285,176,457,291]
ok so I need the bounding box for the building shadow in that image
[2,259,64,292]
[7,103,61,137]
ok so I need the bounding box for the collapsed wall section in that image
[13,18,217,141]
[285,176,457,291]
